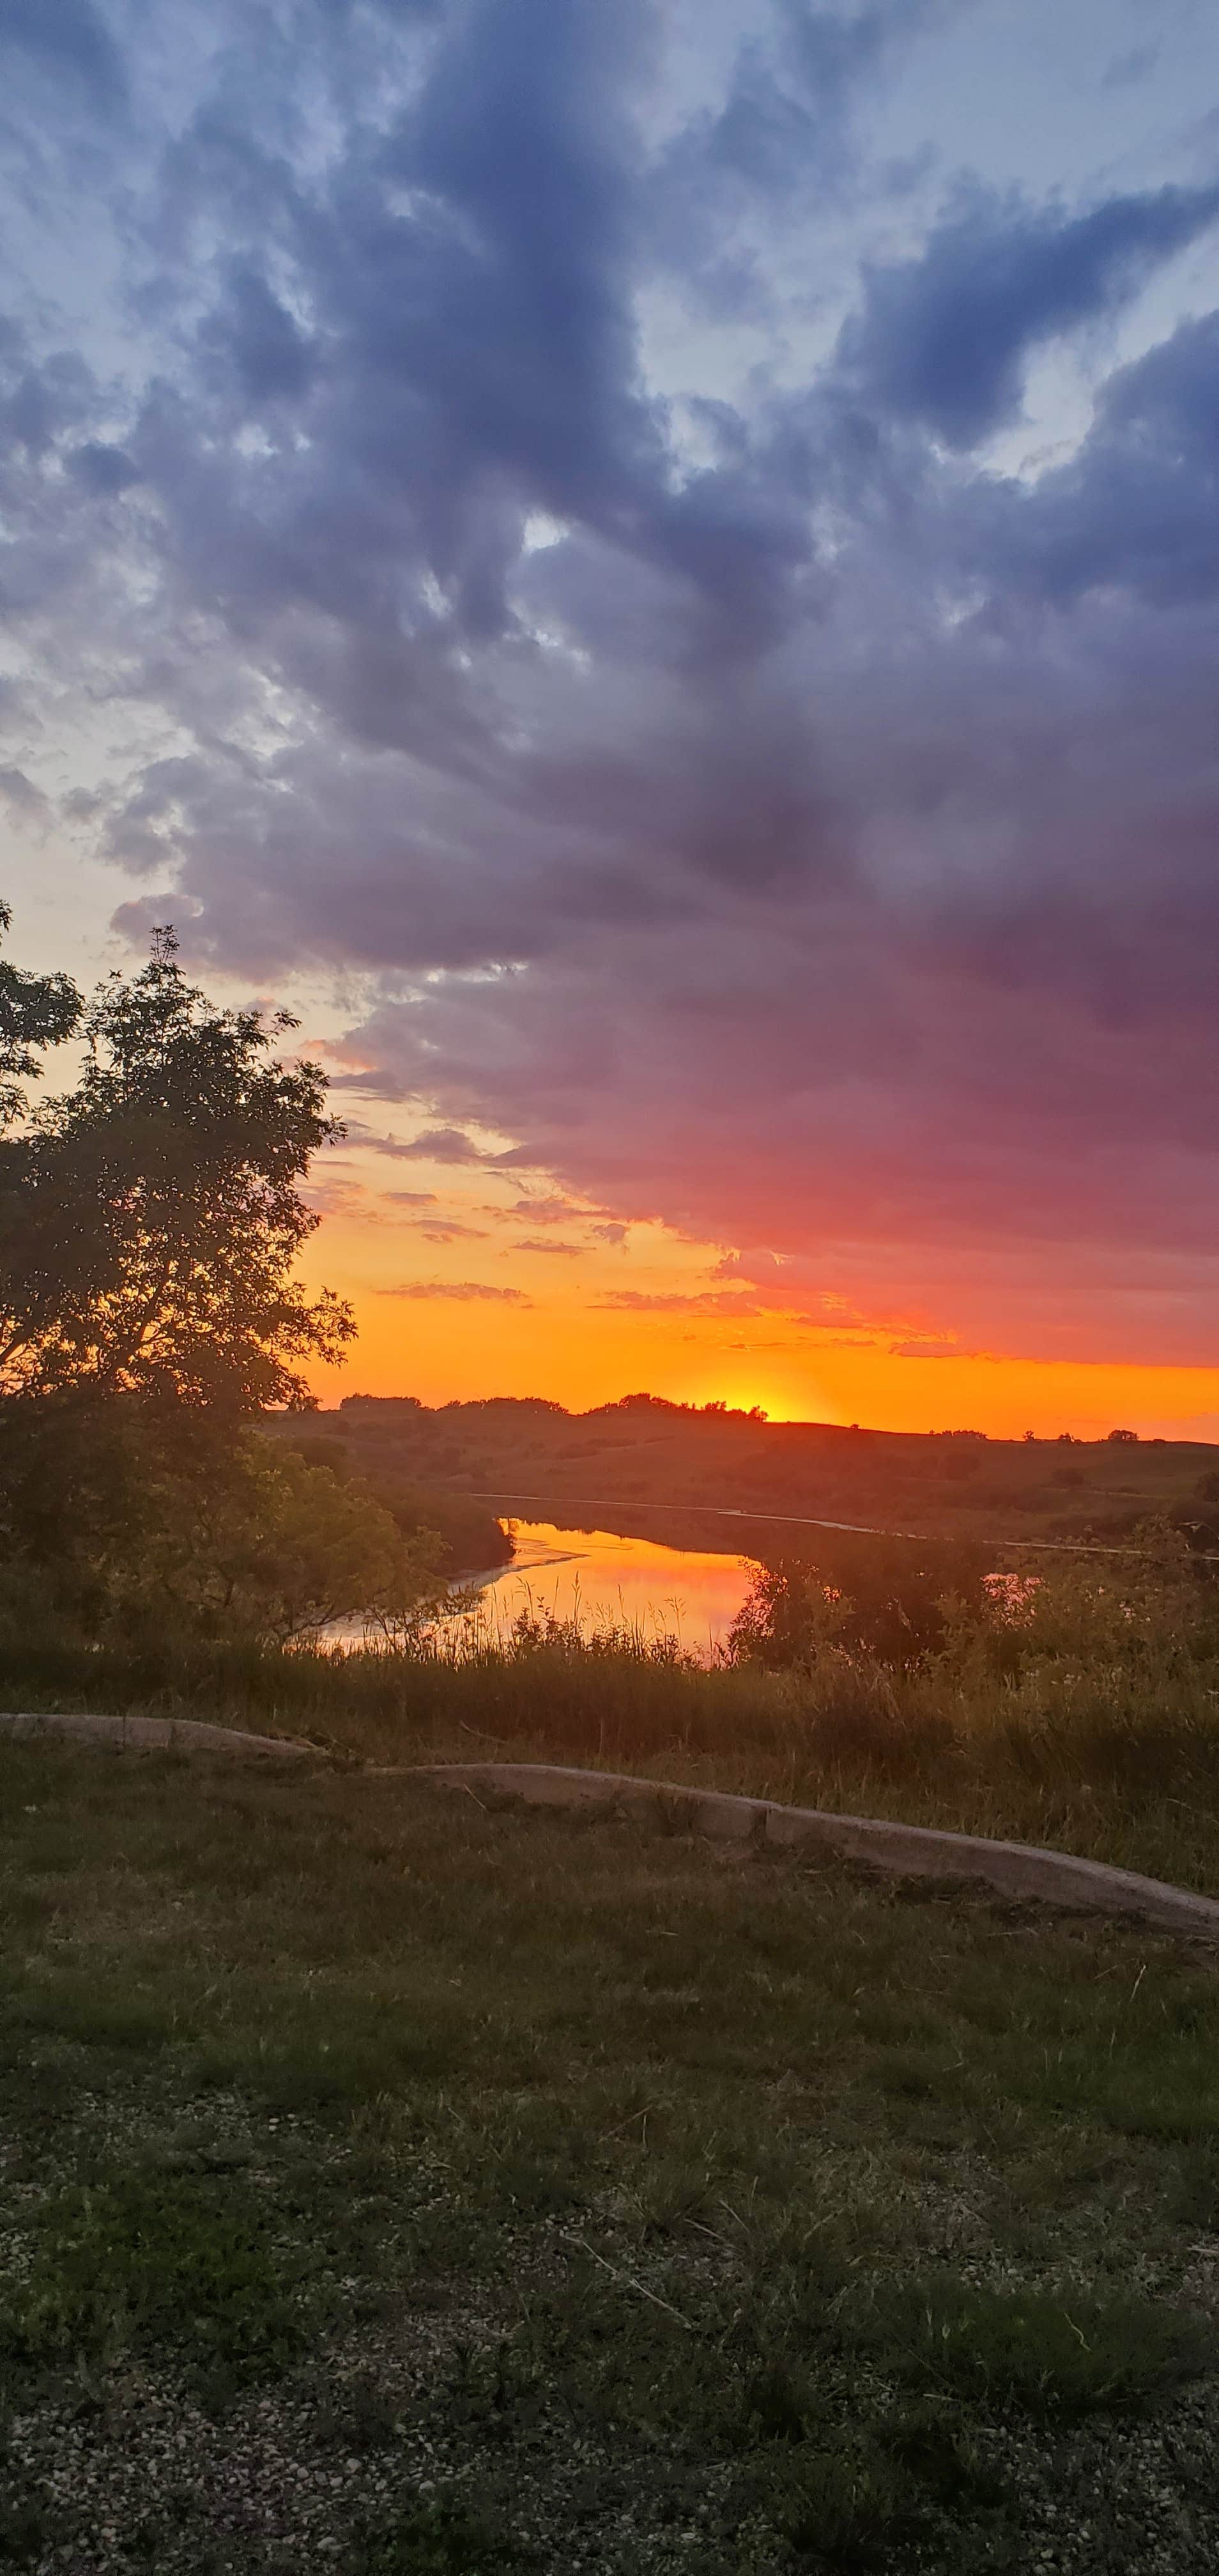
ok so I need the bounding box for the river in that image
[460,1517,756,1657]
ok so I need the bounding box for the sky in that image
[4,0,1219,1436]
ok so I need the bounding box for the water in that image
[319,1517,758,1657]
[463,1518,756,1657]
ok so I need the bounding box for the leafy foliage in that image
[0,926,353,1409]
[0,900,80,1131]
[0,913,438,1644]
[0,1396,445,1645]
[728,1532,990,1671]
[274,1425,513,1577]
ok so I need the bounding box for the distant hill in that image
[320,1392,1219,1559]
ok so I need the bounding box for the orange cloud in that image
[376,1280,533,1305]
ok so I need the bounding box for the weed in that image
[1,2167,309,2386]
[758,2433,912,2570]
[881,2404,1009,2510]
[742,2352,821,2443]
[854,2274,1214,2419]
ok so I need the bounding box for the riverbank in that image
[4,1738,1219,2574]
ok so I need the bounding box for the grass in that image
[2,2166,309,2389]
[8,1579,1219,1896]
[3,1740,1219,2570]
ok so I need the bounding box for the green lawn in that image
[4,1742,1219,2572]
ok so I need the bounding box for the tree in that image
[0,928,354,1409]
[0,1398,445,1645]
[0,900,80,1128]
[128,1435,445,1644]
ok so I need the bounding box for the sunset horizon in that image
[8,0,1219,1446]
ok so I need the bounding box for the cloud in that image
[651,0,959,280]
[199,263,316,408]
[381,1128,486,1165]
[590,1287,769,1315]
[1,0,126,108]
[343,1125,453,1165]
[510,1236,585,1254]
[376,1279,533,1303]
[404,1218,488,1241]
[503,1196,586,1224]
[970,310,1219,606]
[1101,45,1159,91]
[890,1336,962,1359]
[712,1250,791,1280]
[68,442,141,496]
[6,0,1219,1376]
[302,1175,381,1219]
[840,180,1219,447]
[0,766,49,819]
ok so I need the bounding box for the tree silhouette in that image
[0,900,80,1128]
[0,928,353,1410]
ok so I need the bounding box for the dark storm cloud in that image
[6,0,1219,1364]
[840,180,1219,447]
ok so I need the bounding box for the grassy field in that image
[4,1739,1219,2573]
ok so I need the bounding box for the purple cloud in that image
[841,179,1219,447]
[5,0,1219,1377]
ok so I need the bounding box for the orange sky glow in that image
[298,1137,1219,1441]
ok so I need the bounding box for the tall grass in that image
[6,1532,1219,1890]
